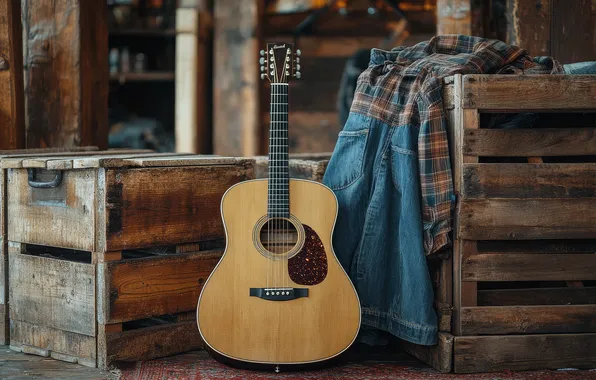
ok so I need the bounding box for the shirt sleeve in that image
[415,81,455,255]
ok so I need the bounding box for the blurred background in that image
[8,1,595,155]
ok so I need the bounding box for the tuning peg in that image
[296,64,301,71]
[296,57,300,63]
[295,72,302,79]
[261,73,266,79]
[296,49,301,56]
[260,66,265,72]
[259,57,265,64]
[260,50,265,56]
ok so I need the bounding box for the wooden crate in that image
[8,242,222,368]
[0,147,109,344]
[4,152,254,368]
[255,153,332,182]
[4,153,253,253]
[446,74,596,373]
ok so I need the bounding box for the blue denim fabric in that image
[324,65,438,348]
[563,61,596,74]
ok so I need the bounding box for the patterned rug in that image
[118,350,596,380]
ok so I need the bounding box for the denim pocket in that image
[325,129,369,190]
[390,145,417,191]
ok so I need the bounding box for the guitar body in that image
[197,179,361,365]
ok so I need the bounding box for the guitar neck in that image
[268,83,289,218]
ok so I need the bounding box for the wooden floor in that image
[0,346,115,380]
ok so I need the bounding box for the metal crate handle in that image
[27,169,63,189]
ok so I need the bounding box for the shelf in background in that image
[109,28,176,37]
[110,72,175,83]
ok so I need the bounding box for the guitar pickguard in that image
[288,224,328,285]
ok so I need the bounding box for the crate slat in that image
[74,154,249,169]
[460,305,596,335]
[402,332,453,373]
[103,166,244,251]
[98,251,222,324]
[98,319,203,368]
[478,287,596,306]
[461,75,596,110]
[453,334,596,373]
[44,150,154,170]
[463,253,596,281]
[9,251,96,336]
[463,163,596,198]
[459,199,596,240]
[463,128,596,157]
[8,170,96,251]
[10,319,96,367]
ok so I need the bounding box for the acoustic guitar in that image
[196,42,361,371]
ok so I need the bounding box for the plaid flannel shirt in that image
[351,35,562,254]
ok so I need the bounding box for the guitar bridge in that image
[249,287,308,301]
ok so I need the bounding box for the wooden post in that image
[506,0,596,62]
[0,0,25,150]
[436,0,484,36]
[21,0,108,149]
[175,1,213,153]
[506,0,552,56]
[213,0,263,156]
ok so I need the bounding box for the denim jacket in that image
[323,35,563,346]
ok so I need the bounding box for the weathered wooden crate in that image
[0,147,110,344]
[8,242,222,368]
[255,153,331,182]
[419,74,596,374]
[4,153,253,253]
[4,153,254,368]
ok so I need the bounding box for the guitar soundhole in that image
[259,218,299,255]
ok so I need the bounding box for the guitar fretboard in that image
[268,83,289,218]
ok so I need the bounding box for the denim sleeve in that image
[415,85,455,255]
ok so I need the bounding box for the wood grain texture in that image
[453,334,596,373]
[197,179,360,364]
[478,286,596,306]
[0,148,101,168]
[10,319,96,368]
[8,251,96,336]
[103,165,249,251]
[72,154,250,169]
[78,0,108,149]
[98,250,222,324]
[462,75,596,110]
[0,303,7,345]
[459,199,596,240]
[478,239,596,254]
[462,253,596,281]
[551,0,596,63]
[460,305,596,335]
[463,163,596,198]
[98,320,204,369]
[402,332,453,373]
[213,0,261,156]
[463,128,596,157]
[7,169,96,251]
[21,0,108,148]
[0,0,25,149]
[506,0,551,56]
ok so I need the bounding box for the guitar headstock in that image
[260,42,301,83]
